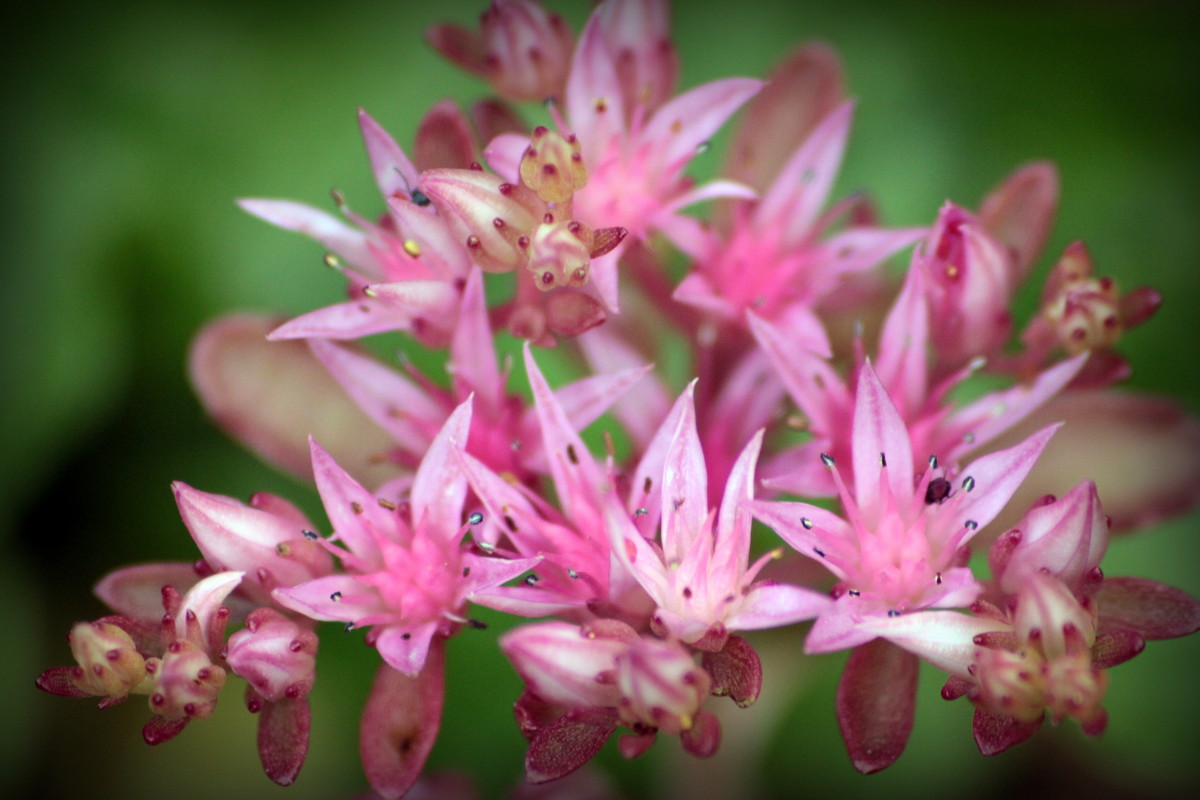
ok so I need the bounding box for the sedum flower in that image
[607,383,831,651]
[272,400,539,677]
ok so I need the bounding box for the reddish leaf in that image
[258,697,311,786]
[973,708,1041,756]
[835,639,917,774]
[679,708,722,759]
[1090,629,1145,669]
[360,639,446,800]
[701,635,762,707]
[143,715,189,745]
[525,707,617,784]
[1097,576,1200,640]
[35,667,90,699]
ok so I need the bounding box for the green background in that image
[4,1,1197,798]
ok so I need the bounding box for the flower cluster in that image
[37,1,1200,798]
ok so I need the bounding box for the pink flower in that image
[750,361,1058,654]
[674,102,925,335]
[272,400,539,676]
[239,109,470,346]
[753,263,1083,500]
[607,383,831,651]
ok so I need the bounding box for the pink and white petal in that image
[362,280,460,318]
[176,571,244,645]
[307,339,444,455]
[358,108,419,201]
[713,430,764,580]
[747,311,848,434]
[410,399,472,536]
[856,610,995,679]
[836,638,918,774]
[936,424,1059,544]
[746,499,854,570]
[804,601,878,654]
[642,78,763,175]
[851,362,914,523]
[359,644,445,799]
[659,384,707,560]
[524,345,604,517]
[272,575,380,623]
[449,268,502,410]
[673,272,738,319]
[726,582,832,631]
[723,42,846,194]
[755,101,853,243]
[565,15,625,167]
[375,622,441,677]
[469,585,583,619]
[95,563,199,620]
[552,363,653,435]
[500,621,625,709]
[238,199,377,274]
[190,314,399,486]
[872,263,929,420]
[456,450,538,548]
[463,553,544,595]
[946,353,1085,460]
[812,226,927,285]
[267,300,419,342]
[309,439,391,563]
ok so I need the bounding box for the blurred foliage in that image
[3,1,1197,798]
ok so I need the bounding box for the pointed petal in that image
[724,42,846,194]
[410,398,472,536]
[713,430,763,580]
[726,581,831,630]
[565,14,625,167]
[660,384,707,562]
[553,363,652,434]
[836,638,918,774]
[449,268,502,410]
[933,424,1059,545]
[271,574,380,623]
[805,600,878,654]
[359,646,445,799]
[643,77,763,177]
[189,314,400,487]
[576,324,672,450]
[238,199,376,275]
[309,439,389,563]
[359,108,419,201]
[375,622,440,677]
[267,299,425,342]
[413,99,477,171]
[307,338,445,456]
[872,263,928,419]
[856,610,996,679]
[755,101,853,243]
[852,362,914,524]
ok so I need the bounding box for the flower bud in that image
[226,608,318,703]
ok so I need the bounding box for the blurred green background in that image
[3,1,1197,798]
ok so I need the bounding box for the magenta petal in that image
[851,362,914,524]
[835,638,918,774]
[525,707,618,784]
[973,707,1041,756]
[258,697,310,786]
[360,641,446,800]
[1096,576,1200,640]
